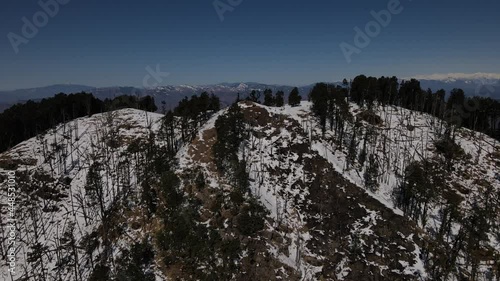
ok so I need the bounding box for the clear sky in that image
[0,0,499,90]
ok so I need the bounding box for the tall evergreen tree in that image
[288,87,302,107]
[263,89,275,106]
[275,90,285,107]
[247,90,261,103]
[309,83,329,133]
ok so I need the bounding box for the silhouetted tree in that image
[263,89,275,106]
[275,90,285,107]
[288,87,302,107]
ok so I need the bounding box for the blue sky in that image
[0,0,499,90]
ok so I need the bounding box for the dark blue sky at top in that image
[0,0,499,90]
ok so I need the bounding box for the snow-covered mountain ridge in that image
[1,101,499,280]
[411,73,500,82]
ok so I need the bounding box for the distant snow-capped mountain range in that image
[0,73,499,111]
[410,72,500,82]
[407,73,500,98]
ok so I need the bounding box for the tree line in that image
[347,75,500,140]
[242,87,302,107]
[0,92,158,153]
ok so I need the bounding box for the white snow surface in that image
[0,109,166,281]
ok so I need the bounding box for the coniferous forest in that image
[0,93,157,153]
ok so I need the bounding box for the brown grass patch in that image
[189,128,218,172]
[241,102,274,127]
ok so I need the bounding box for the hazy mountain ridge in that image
[2,78,499,112]
[0,83,312,113]
[418,79,500,98]
[1,74,499,112]
[0,84,95,103]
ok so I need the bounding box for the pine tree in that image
[310,83,329,133]
[115,240,155,281]
[159,171,183,215]
[208,93,221,112]
[247,90,261,103]
[263,89,275,106]
[364,154,379,192]
[275,90,285,107]
[350,75,369,106]
[288,87,301,107]
[213,103,245,172]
